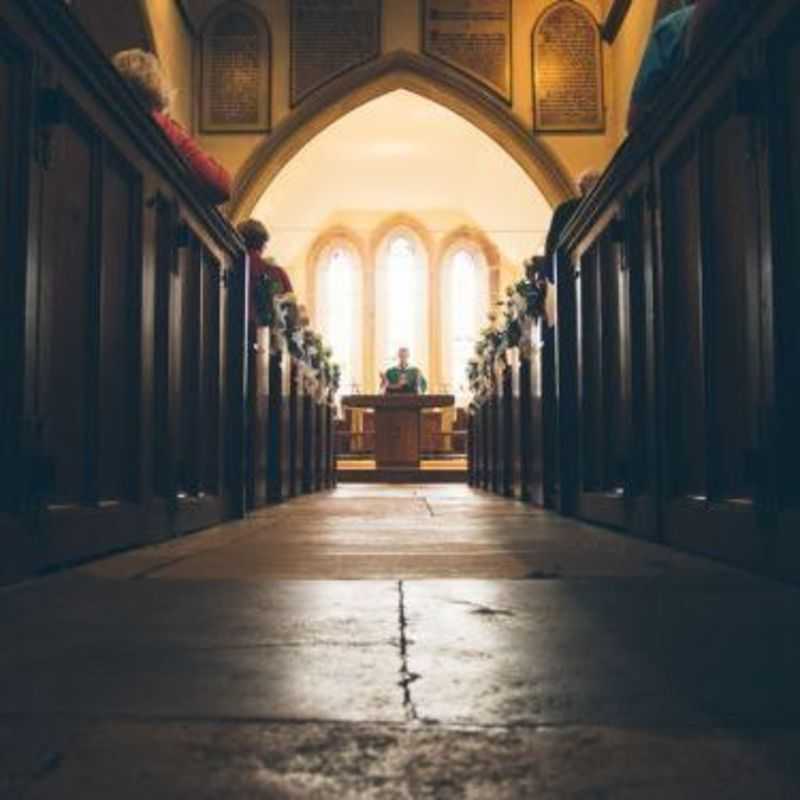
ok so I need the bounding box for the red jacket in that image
[152,111,232,205]
[248,249,294,321]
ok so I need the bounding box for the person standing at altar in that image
[381,348,428,395]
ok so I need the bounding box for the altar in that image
[341,394,456,469]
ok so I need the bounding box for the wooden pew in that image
[467,414,475,487]
[479,401,490,490]
[508,349,527,502]
[541,325,558,509]
[488,389,500,494]
[554,0,800,573]
[0,0,246,582]
[326,399,337,489]
[475,407,485,489]
[246,327,271,510]
[497,360,515,498]
[267,343,291,503]
[302,388,317,494]
[313,394,325,492]
[525,329,546,507]
[289,359,305,498]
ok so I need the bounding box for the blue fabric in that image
[631,8,695,108]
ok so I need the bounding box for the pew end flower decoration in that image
[262,289,341,404]
[253,275,284,327]
[466,262,551,407]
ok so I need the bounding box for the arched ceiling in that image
[251,89,553,272]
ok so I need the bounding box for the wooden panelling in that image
[302,393,315,494]
[246,328,270,509]
[153,196,176,499]
[540,0,800,570]
[704,100,761,502]
[499,364,514,498]
[0,0,247,581]
[0,51,11,514]
[315,401,325,491]
[488,396,500,494]
[579,246,603,492]
[0,28,30,519]
[769,17,800,514]
[268,347,291,503]
[509,354,525,500]
[97,147,141,503]
[555,248,579,516]
[200,250,221,494]
[541,330,558,508]
[480,402,489,490]
[625,189,650,496]
[661,140,707,499]
[289,361,304,497]
[327,404,337,488]
[37,109,96,507]
[600,231,627,493]
[178,236,201,495]
[526,345,545,506]
[768,11,800,572]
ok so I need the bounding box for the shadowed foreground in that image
[3,485,800,798]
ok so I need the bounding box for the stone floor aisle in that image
[3,485,800,798]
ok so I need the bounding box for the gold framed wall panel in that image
[200,1,271,134]
[532,1,605,133]
[421,0,513,104]
[290,0,382,108]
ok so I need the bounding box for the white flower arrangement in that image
[266,292,340,404]
[465,265,550,407]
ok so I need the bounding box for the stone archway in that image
[228,50,576,222]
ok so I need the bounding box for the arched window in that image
[200,2,271,133]
[440,242,489,401]
[315,239,363,394]
[375,228,430,382]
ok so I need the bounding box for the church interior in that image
[3,0,800,795]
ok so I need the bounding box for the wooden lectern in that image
[341,395,455,468]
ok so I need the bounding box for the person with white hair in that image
[112,48,232,205]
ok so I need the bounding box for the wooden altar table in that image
[341,395,455,469]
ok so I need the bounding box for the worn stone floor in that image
[3,484,800,798]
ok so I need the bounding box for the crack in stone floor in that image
[397,580,420,722]
[4,486,800,797]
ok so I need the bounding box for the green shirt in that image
[385,366,428,394]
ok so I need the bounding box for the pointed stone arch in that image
[228,50,576,222]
